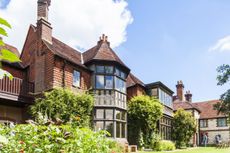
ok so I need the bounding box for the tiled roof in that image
[0,43,20,57]
[82,35,129,70]
[193,100,225,119]
[173,101,201,112]
[0,43,24,69]
[126,73,145,88]
[43,38,88,70]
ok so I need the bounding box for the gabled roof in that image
[173,101,201,113]
[43,37,88,70]
[193,100,225,119]
[126,73,145,88]
[82,35,129,71]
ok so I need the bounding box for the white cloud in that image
[209,35,230,52]
[0,0,133,51]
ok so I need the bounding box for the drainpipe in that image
[62,60,66,88]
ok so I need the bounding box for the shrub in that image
[30,88,94,127]
[128,95,163,148]
[0,124,123,153]
[153,140,175,151]
[172,108,196,148]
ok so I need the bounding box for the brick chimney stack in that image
[97,34,110,46]
[185,90,192,102]
[176,80,184,101]
[37,0,52,44]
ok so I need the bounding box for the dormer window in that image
[73,70,80,87]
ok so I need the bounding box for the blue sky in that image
[0,0,9,9]
[1,0,229,102]
[115,0,230,101]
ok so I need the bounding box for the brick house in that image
[0,0,175,143]
[173,81,230,145]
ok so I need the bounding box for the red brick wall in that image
[2,64,24,79]
[44,49,54,90]
[127,85,146,101]
[53,57,91,91]
[20,26,37,83]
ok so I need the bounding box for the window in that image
[95,121,104,131]
[96,66,104,73]
[96,75,104,89]
[158,89,172,108]
[105,76,113,89]
[151,88,158,97]
[73,70,80,87]
[105,121,114,137]
[96,109,104,119]
[116,122,121,138]
[105,109,113,120]
[115,77,126,93]
[200,119,208,128]
[105,66,113,74]
[115,68,125,79]
[217,118,227,127]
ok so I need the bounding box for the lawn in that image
[139,147,230,153]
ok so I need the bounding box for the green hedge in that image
[0,124,123,153]
[153,140,176,151]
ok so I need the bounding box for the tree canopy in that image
[214,64,230,123]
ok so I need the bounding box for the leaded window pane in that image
[95,121,104,131]
[105,76,113,89]
[96,109,104,119]
[105,121,114,137]
[96,66,104,73]
[105,109,113,120]
[116,122,121,138]
[96,75,104,89]
[121,123,126,138]
[105,66,113,74]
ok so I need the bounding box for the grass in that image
[139,147,230,153]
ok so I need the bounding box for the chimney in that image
[185,90,192,102]
[176,80,184,101]
[97,34,110,46]
[37,0,52,44]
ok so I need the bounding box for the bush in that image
[0,124,123,153]
[153,140,175,151]
[30,88,94,127]
[128,95,163,148]
[172,109,196,148]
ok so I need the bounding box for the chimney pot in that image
[185,90,192,102]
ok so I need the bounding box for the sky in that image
[0,0,229,102]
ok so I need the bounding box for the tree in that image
[0,17,21,79]
[172,108,196,148]
[214,64,230,137]
[30,88,94,127]
[127,95,163,148]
